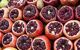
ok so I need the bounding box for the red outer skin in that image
[32,35,51,50]
[45,21,63,40]
[0,8,9,19]
[54,37,73,50]
[74,38,80,50]
[26,19,43,37]
[40,5,57,23]
[2,32,17,47]
[43,0,58,6]
[0,18,13,33]
[16,34,32,50]
[26,0,37,5]
[63,20,80,40]
[12,20,26,36]
[57,6,74,23]
[60,0,79,6]
[23,4,38,21]
[0,32,3,44]
[9,8,22,22]
[75,5,80,20]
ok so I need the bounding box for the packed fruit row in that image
[0,0,80,50]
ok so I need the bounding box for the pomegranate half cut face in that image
[12,20,26,36]
[26,19,43,37]
[9,8,22,21]
[40,5,57,23]
[16,35,32,50]
[23,4,38,21]
[74,38,80,50]
[75,5,80,20]
[54,37,73,50]
[7,0,26,8]
[45,21,63,39]
[0,8,9,19]
[63,20,80,40]
[32,36,51,50]
[2,33,17,47]
[58,6,74,23]
[0,18,13,33]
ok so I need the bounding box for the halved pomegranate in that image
[26,0,37,4]
[40,5,57,23]
[32,36,51,50]
[16,34,32,50]
[58,6,74,23]
[60,0,79,6]
[43,0,58,6]
[0,18,13,33]
[3,47,17,50]
[9,8,22,22]
[23,4,38,21]
[2,32,17,47]
[0,8,9,19]
[75,5,80,20]
[45,21,63,40]
[54,37,73,50]
[26,19,43,37]
[7,0,26,9]
[12,20,26,36]
[63,20,80,40]
[0,32,3,44]
[74,38,80,50]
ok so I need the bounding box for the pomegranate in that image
[23,4,38,21]
[2,32,17,47]
[26,19,43,37]
[54,37,73,50]
[45,21,63,40]
[58,6,74,23]
[32,36,51,50]
[16,34,32,50]
[40,5,57,23]
[9,8,22,22]
[63,20,80,40]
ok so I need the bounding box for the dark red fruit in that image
[54,37,73,50]
[74,38,80,50]
[7,0,26,9]
[16,34,32,50]
[40,5,57,23]
[26,0,37,4]
[2,32,17,47]
[9,8,22,22]
[0,8,9,19]
[12,20,26,36]
[45,21,63,40]
[26,19,43,37]
[58,6,74,23]
[75,5,80,20]
[43,0,58,6]
[60,0,79,6]
[0,32,3,44]
[0,18,13,33]
[23,4,38,21]
[63,20,80,40]
[32,36,51,50]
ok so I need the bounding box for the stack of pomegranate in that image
[0,0,80,50]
